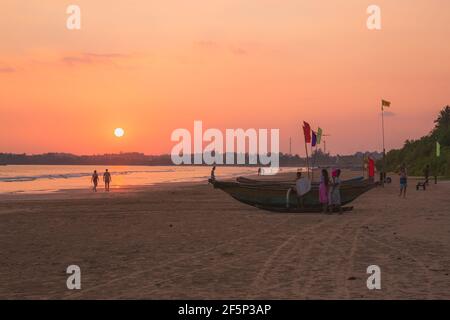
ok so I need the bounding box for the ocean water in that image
[0,165,261,194]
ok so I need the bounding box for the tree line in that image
[381,105,450,177]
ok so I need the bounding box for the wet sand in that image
[0,174,449,299]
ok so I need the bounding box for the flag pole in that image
[381,101,386,187]
[312,144,317,182]
[302,123,311,179]
[304,140,310,179]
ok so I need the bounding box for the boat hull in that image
[236,175,364,186]
[210,177,376,212]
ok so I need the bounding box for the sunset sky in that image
[1,0,449,156]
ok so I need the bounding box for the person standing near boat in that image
[210,166,216,181]
[399,164,407,198]
[319,169,330,213]
[91,170,99,192]
[330,169,342,214]
[103,169,112,192]
[295,171,311,208]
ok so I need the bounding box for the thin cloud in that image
[230,46,247,55]
[62,52,129,66]
[195,40,248,56]
[0,67,16,73]
[194,40,218,48]
[83,53,128,59]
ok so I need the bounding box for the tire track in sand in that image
[252,213,378,299]
[361,231,433,299]
[64,214,295,299]
[247,215,348,298]
[248,219,330,286]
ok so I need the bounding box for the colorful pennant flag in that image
[317,127,323,144]
[311,131,317,147]
[302,121,311,143]
[436,141,441,157]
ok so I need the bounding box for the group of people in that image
[91,169,112,192]
[295,168,342,214]
[318,168,343,214]
[397,163,430,198]
[297,162,426,207]
[381,162,432,199]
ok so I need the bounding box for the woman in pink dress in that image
[319,169,330,213]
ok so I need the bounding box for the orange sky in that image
[1,0,449,156]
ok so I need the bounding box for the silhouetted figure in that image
[103,169,112,192]
[210,166,216,181]
[91,170,99,192]
[399,164,407,198]
[330,169,342,214]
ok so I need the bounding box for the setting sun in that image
[114,128,125,138]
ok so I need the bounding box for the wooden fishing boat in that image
[236,175,364,186]
[257,205,355,213]
[209,177,376,213]
[236,176,295,185]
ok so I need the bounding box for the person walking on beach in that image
[319,169,330,213]
[399,164,408,198]
[330,169,342,214]
[91,170,99,192]
[103,169,112,192]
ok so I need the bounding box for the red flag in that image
[368,157,375,178]
[303,121,311,143]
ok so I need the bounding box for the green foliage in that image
[377,105,450,176]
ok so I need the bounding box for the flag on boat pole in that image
[311,130,318,182]
[316,127,323,144]
[302,122,311,178]
[302,121,311,143]
[382,99,391,110]
[311,131,317,147]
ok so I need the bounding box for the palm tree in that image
[434,105,450,130]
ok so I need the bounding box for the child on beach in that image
[330,169,342,214]
[319,169,330,213]
[91,170,99,192]
[399,164,407,198]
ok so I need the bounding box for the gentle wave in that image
[0,169,175,183]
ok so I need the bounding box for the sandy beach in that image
[0,173,449,299]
